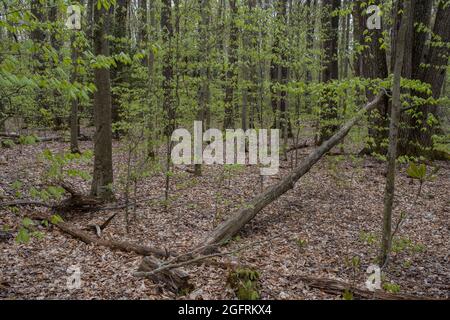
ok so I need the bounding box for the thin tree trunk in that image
[70,32,80,154]
[195,0,211,176]
[30,0,46,111]
[223,0,239,129]
[147,0,157,158]
[162,0,175,203]
[318,0,340,144]
[379,0,411,267]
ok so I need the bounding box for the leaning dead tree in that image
[201,93,384,249]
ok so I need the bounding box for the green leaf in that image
[22,217,34,228]
[50,214,64,225]
[406,163,426,180]
[16,227,30,244]
[342,289,353,300]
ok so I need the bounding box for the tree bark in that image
[223,0,239,129]
[379,0,410,267]
[70,32,80,154]
[91,3,114,200]
[30,0,46,111]
[318,0,340,144]
[110,0,129,130]
[397,0,450,157]
[295,275,435,300]
[354,0,390,155]
[194,0,211,176]
[136,256,192,294]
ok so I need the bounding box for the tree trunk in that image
[110,0,129,131]
[379,0,411,267]
[270,0,289,134]
[91,3,114,200]
[30,0,46,111]
[195,0,211,176]
[146,0,157,158]
[352,0,390,155]
[161,0,175,202]
[318,0,340,144]
[223,0,239,129]
[138,0,148,66]
[398,0,450,157]
[70,32,80,154]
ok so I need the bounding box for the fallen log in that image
[54,221,172,258]
[135,236,279,277]
[39,216,190,293]
[136,256,193,294]
[27,213,172,258]
[25,212,193,293]
[295,276,436,300]
[201,94,384,249]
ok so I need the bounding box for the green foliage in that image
[227,268,261,300]
[359,231,377,246]
[18,135,38,145]
[16,227,30,244]
[30,185,65,201]
[383,282,400,294]
[392,237,426,254]
[11,180,23,197]
[296,238,308,248]
[406,162,427,180]
[1,139,15,148]
[342,289,354,300]
[41,149,92,181]
[405,162,439,197]
[432,134,450,156]
[50,214,64,225]
[15,217,44,244]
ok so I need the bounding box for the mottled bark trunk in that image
[91,5,114,200]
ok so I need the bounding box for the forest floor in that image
[0,137,449,299]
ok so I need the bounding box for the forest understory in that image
[1,136,448,300]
